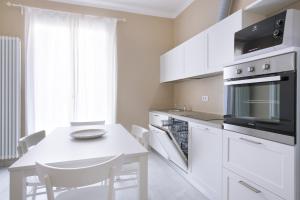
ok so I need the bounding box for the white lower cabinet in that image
[223,130,295,200]
[223,169,284,200]
[189,122,223,200]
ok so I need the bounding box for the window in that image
[25,8,117,133]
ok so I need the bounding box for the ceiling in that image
[48,0,194,18]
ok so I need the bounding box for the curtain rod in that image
[6,1,127,22]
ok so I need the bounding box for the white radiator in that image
[0,36,21,160]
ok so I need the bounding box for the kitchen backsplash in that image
[173,75,224,115]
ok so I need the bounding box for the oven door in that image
[224,71,296,144]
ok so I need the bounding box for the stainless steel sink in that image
[167,109,184,112]
[180,114,194,117]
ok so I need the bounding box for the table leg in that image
[138,154,148,200]
[10,170,26,200]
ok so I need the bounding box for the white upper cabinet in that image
[160,44,185,82]
[184,31,208,78]
[207,10,263,73]
[160,10,263,83]
[207,11,243,73]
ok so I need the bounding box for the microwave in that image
[234,9,300,59]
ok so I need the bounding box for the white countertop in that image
[150,110,224,129]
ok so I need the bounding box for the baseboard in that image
[0,159,16,167]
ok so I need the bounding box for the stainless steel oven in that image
[224,53,296,145]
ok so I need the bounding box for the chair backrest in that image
[36,154,124,200]
[70,120,105,126]
[131,125,149,149]
[18,130,46,156]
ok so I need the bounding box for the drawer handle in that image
[240,138,262,145]
[239,181,261,193]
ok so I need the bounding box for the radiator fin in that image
[0,36,21,160]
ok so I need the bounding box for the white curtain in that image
[25,8,117,134]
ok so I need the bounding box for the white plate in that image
[70,129,106,140]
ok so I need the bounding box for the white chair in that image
[35,154,124,200]
[17,130,46,200]
[18,130,46,156]
[131,125,149,149]
[70,121,105,126]
[115,125,149,190]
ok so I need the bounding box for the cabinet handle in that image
[240,138,262,145]
[195,126,210,131]
[239,181,261,193]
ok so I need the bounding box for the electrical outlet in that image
[201,96,209,102]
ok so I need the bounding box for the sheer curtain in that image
[25,8,117,134]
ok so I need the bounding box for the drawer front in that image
[149,112,168,127]
[223,169,283,200]
[223,130,295,200]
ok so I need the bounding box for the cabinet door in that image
[160,55,167,82]
[207,11,242,73]
[184,32,207,78]
[189,123,222,200]
[223,169,284,200]
[160,45,184,83]
[223,130,295,200]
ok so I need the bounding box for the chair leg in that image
[31,185,37,200]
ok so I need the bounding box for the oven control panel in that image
[224,53,295,80]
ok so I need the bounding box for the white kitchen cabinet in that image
[160,44,185,82]
[207,10,263,73]
[207,11,243,73]
[160,10,263,83]
[223,130,295,200]
[184,31,208,78]
[223,168,284,200]
[189,122,223,200]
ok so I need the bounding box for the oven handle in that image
[224,76,281,86]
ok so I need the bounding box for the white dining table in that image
[9,124,148,200]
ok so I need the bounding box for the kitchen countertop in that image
[150,109,224,129]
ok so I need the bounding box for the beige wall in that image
[0,0,174,133]
[172,0,300,115]
[173,0,220,46]
[173,0,257,46]
[174,76,224,115]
